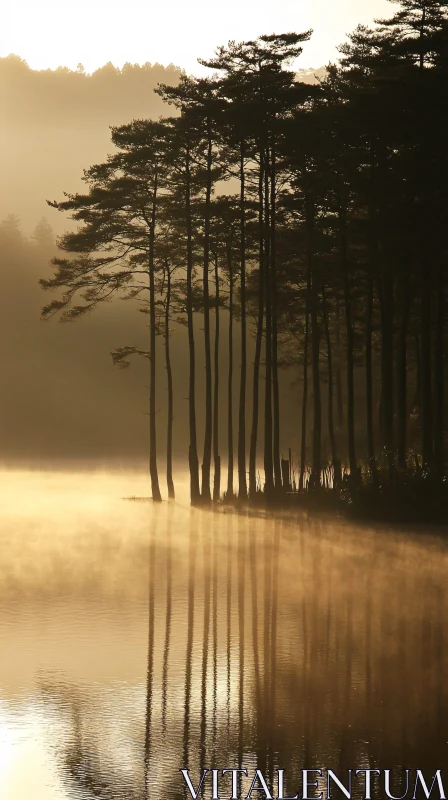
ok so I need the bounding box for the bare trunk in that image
[213,254,221,501]
[165,266,175,499]
[300,275,310,492]
[227,243,234,499]
[322,285,340,485]
[365,271,377,485]
[434,260,445,477]
[336,299,344,430]
[263,146,274,497]
[201,122,213,503]
[185,141,200,504]
[308,198,321,489]
[417,42,433,470]
[149,175,162,502]
[420,268,433,469]
[339,200,357,479]
[270,136,282,491]
[344,280,356,479]
[238,142,247,499]
[397,269,410,471]
[249,153,265,499]
[380,273,395,480]
[414,334,422,414]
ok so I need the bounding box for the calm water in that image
[1,469,448,799]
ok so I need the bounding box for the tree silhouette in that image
[40,1,448,517]
[41,118,174,501]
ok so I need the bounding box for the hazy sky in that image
[2,0,391,74]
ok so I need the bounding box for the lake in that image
[1,469,447,799]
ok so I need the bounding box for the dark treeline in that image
[42,0,448,514]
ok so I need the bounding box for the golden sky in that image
[2,0,392,74]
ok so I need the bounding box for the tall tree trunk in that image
[420,266,433,469]
[308,197,321,489]
[365,270,378,485]
[263,146,274,497]
[339,200,357,479]
[434,260,445,477]
[300,274,310,492]
[201,122,213,504]
[322,284,340,485]
[213,253,221,501]
[380,273,395,480]
[417,45,433,471]
[344,279,356,479]
[227,243,234,499]
[270,136,282,491]
[149,175,162,502]
[249,152,265,499]
[414,334,422,416]
[238,141,247,499]
[397,268,410,471]
[165,265,175,499]
[185,141,200,504]
[367,158,380,485]
[336,299,344,430]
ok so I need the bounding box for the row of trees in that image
[42,0,448,506]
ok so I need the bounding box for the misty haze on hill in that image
[0,56,325,232]
[0,57,180,466]
[1,56,322,466]
[0,56,181,232]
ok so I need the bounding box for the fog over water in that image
[1,469,447,799]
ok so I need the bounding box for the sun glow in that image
[0,717,15,777]
[0,707,62,800]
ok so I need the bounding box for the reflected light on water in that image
[1,469,448,799]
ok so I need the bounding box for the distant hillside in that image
[0,56,181,231]
[0,55,181,125]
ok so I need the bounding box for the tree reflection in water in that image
[37,507,448,799]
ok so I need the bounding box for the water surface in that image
[1,470,447,799]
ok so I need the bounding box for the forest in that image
[40,0,448,518]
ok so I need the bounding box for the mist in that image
[0,55,311,469]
